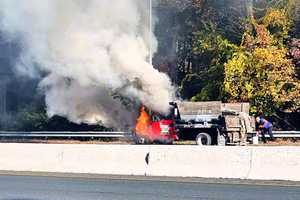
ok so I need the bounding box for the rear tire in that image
[196,132,212,145]
[165,140,174,145]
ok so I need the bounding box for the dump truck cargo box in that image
[175,101,222,122]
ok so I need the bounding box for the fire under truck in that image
[135,101,255,145]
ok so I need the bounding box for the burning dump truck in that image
[134,101,255,145]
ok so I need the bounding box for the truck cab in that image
[135,106,178,144]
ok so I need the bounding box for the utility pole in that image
[149,0,152,65]
[246,0,254,19]
[0,78,7,128]
[0,79,7,115]
[0,38,11,129]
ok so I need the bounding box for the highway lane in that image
[0,175,300,200]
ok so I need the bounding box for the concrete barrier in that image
[0,143,300,181]
[149,146,252,179]
[0,143,150,176]
[149,146,300,181]
[248,147,300,181]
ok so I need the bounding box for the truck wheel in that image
[196,133,212,145]
[134,135,145,144]
[164,140,174,145]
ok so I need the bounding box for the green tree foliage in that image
[15,109,48,131]
[170,1,241,101]
[191,34,238,101]
[287,0,300,37]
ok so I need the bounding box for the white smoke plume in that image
[0,0,174,128]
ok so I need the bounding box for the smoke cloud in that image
[0,0,174,128]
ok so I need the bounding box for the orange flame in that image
[135,106,151,137]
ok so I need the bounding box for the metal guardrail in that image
[248,131,300,138]
[0,131,132,139]
[0,131,299,142]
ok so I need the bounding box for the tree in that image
[158,0,242,100]
[224,8,300,115]
[191,34,238,101]
[288,39,300,76]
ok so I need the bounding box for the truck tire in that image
[196,133,212,145]
[134,135,145,144]
[164,140,174,145]
[134,135,152,144]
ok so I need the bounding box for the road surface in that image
[0,174,300,200]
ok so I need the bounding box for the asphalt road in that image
[1,175,300,200]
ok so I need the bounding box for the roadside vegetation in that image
[155,0,300,129]
[0,0,299,131]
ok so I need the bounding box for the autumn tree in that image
[224,8,300,115]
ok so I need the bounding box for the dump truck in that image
[135,101,254,145]
[170,101,254,145]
